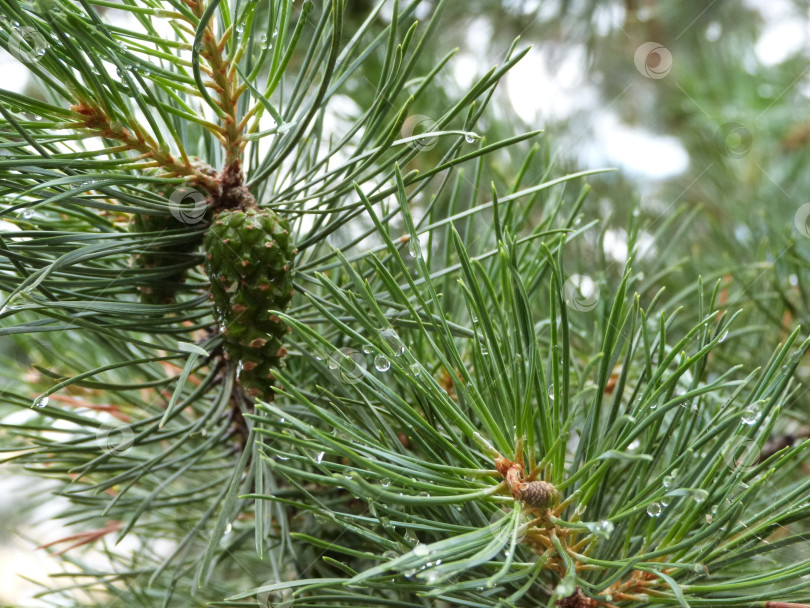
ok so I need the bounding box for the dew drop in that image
[555,577,576,597]
[464,132,478,143]
[380,478,390,488]
[314,451,324,464]
[380,328,405,355]
[627,438,640,451]
[413,544,430,557]
[741,402,762,425]
[646,502,662,517]
[374,354,390,372]
[718,330,729,343]
[362,344,373,354]
[22,208,34,219]
[33,396,49,408]
[585,519,614,539]
[692,489,709,504]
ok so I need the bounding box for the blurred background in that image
[2,0,810,603]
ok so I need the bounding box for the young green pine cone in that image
[203,207,295,399]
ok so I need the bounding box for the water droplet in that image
[362,344,373,354]
[554,577,576,597]
[314,451,325,464]
[382,551,398,560]
[374,354,390,372]
[33,396,49,408]
[464,132,478,143]
[718,330,729,343]
[410,363,421,376]
[408,238,421,258]
[271,29,278,38]
[259,33,268,43]
[663,474,676,489]
[224,522,232,534]
[380,328,405,355]
[380,478,390,488]
[585,520,614,539]
[418,491,430,498]
[627,439,640,451]
[741,402,762,425]
[413,544,430,557]
[692,489,708,503]
[116,67,126,78]
[22,208,34,219]
[646,502,662,517]
[314,512,330,525]
[235,24,244,35]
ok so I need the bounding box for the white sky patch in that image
[754,19,807,65]
[506,45,597,125]
[743,0,808,65]
[579,110,689,181]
